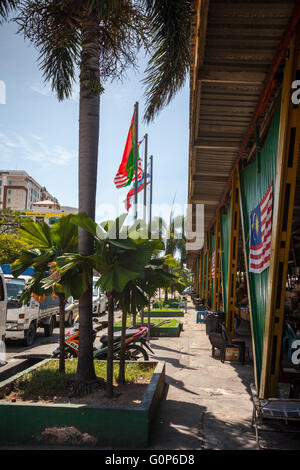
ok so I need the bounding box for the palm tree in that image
[117,253,179,382]
[66,212,181,394]
[59,213,154,396]
[152,212,187,299]
[8,0,192,385]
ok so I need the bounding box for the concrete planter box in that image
[0,359,165,448]
[150,323,183,337]
[114,322,183,337]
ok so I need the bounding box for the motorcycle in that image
[52,315,154,361]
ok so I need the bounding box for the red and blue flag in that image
[249,181,273,274]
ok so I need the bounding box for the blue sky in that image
[0,18,190,224]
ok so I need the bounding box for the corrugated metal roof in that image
[187,0,297,267]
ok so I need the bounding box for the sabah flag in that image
[114,111,142,189]
[249,181,273,274]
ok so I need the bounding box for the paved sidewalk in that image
[2,303,300,450]
[147,303,258,450]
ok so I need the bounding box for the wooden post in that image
[226,168,241,337]
[213,212,222,311]
[203,250,207,304]
[207,232,212,307]
[199,251,203,299]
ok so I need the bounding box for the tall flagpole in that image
[143,133,148,224]
[134,101,139,220]
[147,153,153,338]
[149,155,153,236]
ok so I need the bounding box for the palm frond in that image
[87,0,123,16]
[0,0,17,23]
[15,0,80,101]
[142,0,192,122]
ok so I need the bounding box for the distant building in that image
[0,170,78,225]
[31,200,61,211]
[0,170,58,211]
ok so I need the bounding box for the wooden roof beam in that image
[198,69,266,85]
[192,174,229,183]
[189,198,219,205]
[193,141,240,150]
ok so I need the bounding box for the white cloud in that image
[31,83,52,97]
[0,130,75,167]
[31,81,79,102]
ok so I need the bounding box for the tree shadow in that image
[165,375,199,395]
[150,342,192,356]
[148,385,206,450]
[149,353,197,371]
[148,388,257,450]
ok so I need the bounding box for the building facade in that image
[0,170,58,211]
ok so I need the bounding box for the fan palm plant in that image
[57,213,180,395]
[117,255,180,383]
[69,212,165,395]
[11,215,80,373]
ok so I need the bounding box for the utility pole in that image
[143,133,148,224]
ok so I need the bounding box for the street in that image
[2,309,123,366]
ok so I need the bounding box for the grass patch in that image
[152,300,181,308]
[2,360,155,401]
[114,317,181,328]
[150,308,182,312]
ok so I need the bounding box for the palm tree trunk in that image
[58,293,66,374]
[76,10,100,384]
[147,296,151,340]
[141,308,144,325]
[106,292,114,397]
[132,311,137,328]
[118,308,127,384]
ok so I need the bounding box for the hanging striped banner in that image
[211,251,216,279]
[249,181,273,274]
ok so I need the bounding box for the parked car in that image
[182,286,193,295]
[0,268,7,345]
[4,274,59,346]
[93,277,107,315]
[55,295,78,327]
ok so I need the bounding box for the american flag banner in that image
[114,111,143,189]
[249,181,273,274]
[211,251,216,279]
[114,157,143,188]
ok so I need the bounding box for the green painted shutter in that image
[239,104,280,388]
[221,204,231,314]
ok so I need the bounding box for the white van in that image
[5,274,59,346]
[92,277,107,315]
